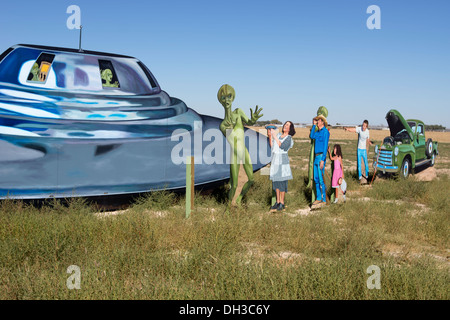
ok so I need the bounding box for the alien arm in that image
[219,122,227,136]
[220,118,233,136]
[237,108,251,124]
[239,107,263,126]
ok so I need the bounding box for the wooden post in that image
[186,156,194,218]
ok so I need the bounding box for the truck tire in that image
[400,158,411,179]
[425,138,433,158]
[430,152,436,167]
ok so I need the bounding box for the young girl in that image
[328,144,344,203]
[268,121,296,211]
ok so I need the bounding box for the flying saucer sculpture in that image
[0,44,270,199]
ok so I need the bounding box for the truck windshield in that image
[394,129,411,143]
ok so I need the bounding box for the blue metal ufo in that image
[0,44,270,199]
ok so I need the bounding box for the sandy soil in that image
[414,167,438,181]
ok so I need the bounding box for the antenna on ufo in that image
[78,25,84,52]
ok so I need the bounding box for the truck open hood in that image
[385,109,413,139]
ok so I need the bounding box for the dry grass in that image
[1,127,449,300]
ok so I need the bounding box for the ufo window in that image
[27,53,55,83]
[98,59,120,89]
[137,61,158,88]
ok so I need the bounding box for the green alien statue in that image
[218,84,263,205]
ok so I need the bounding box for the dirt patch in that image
[382,243,450,267]
[272,251,305,265]
[287,207,313,217]
[95,209,127,218]
[414,167,437,181]
[94,209,170,218]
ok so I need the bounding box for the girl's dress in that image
[332,158,343,188]
[270,134,294,191]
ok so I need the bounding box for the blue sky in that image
[1,0,449,127]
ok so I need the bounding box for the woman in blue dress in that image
[268,121,296,211]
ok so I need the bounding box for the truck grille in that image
[378,150,393,166]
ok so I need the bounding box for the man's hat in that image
[314,114,328,127]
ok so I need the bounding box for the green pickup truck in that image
[374,109,439,179]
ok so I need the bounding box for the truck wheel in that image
[430,152,435,167]
[425,139,433,158]
[400,158,410,179]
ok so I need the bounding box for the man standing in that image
[345,120,373,182]
[310,114,330,205]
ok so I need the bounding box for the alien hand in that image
[250,105,263,124]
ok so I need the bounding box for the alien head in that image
[217,84,235,109]
[317,106,328,118]
[101,69,113,84]
[30,63,40,81]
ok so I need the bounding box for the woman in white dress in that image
[268,121,296,211]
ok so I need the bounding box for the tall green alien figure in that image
[218,84,263,205]
[307,106,335,204]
